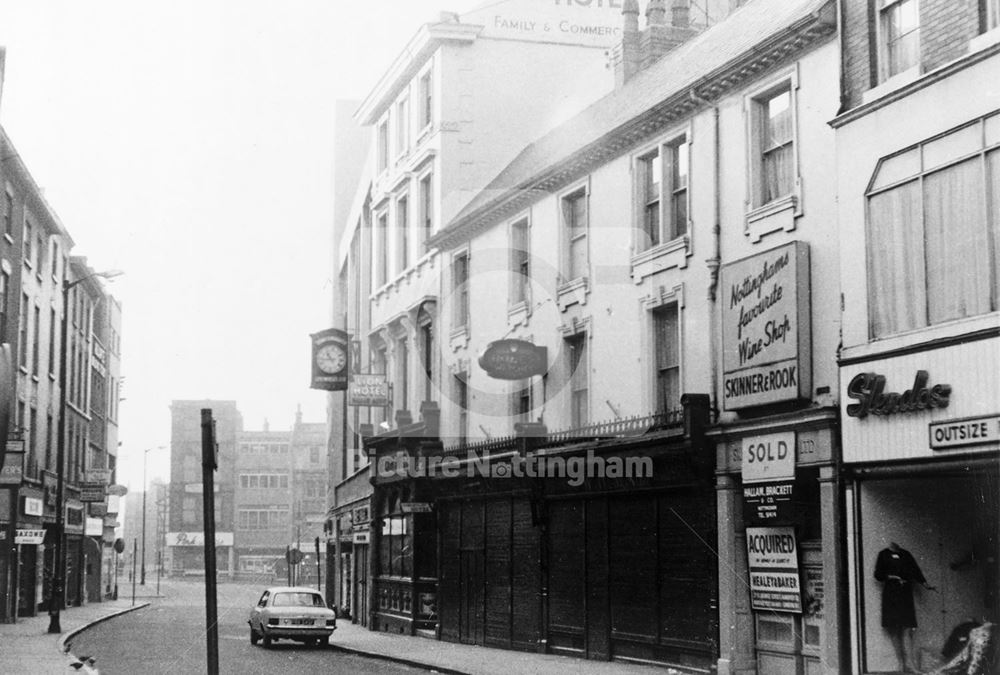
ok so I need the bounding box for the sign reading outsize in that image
[310,328,349,391]
[720,241,811,410]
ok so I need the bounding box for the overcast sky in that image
[0,0,486,491]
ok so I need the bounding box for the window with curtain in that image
[510,217,530,305]
[375,209,388,287]
[639,149,661,248]
[453,251,470,329]
[881,0,920,79]
[455,374,468,445]
[987,0,1000,32]
[396,194,409,273]
[653,304,680,413]
[418,69,433,130]
[395,97,409,157]
[867,113,1000,338]
[760,88,794,205]
[562,187,588,281]
[377,119,389,173]
[418,172,433,252]
[566,333,588,428]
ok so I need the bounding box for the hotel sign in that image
[464,0,624,48]
[348,374,390,407]
[721,242,811,410]
[479,339,548,380]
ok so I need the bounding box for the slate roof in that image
[431,0,834,249]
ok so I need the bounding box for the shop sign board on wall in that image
[929,414,1000,450]
[746,526,803,613]
[743,480,796,525]
[720,241,811,410]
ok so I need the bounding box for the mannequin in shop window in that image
[875,542,937,673]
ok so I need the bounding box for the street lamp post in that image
[48,269,122,634]
[140,446,164,586]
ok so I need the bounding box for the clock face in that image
[316,344,346,374]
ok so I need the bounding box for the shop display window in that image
[857,470,999,673]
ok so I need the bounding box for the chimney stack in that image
[612,0,642,87]
[672,0,690,28]
[640,0,697,70]
[646,0,666,26]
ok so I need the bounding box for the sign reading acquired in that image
[721,241,811,410]
[348,374,390,407]
[746,526,803,613]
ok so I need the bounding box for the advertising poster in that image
[746,525,803,613]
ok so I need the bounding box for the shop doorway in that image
[858,469,999,673]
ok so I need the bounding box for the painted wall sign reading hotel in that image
[464,0,624,48]
[929,414,1000,450]
[720,241,811,409]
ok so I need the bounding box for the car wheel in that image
[262,632,272,648]
[250,627,259,645]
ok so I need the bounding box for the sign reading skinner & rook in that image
[721,241,811,410]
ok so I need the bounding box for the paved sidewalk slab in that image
[0,592,157,674]
[330,622,687,675]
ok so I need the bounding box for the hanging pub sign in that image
[479,339,548,380]
[348,374,390,407]
[720,241,811,410]
[746,526,803,613]
[310,328,349,391]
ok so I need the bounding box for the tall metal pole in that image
[47,280,71,633]
[201,408,219,675]
[140,450,147,585]
[47,270,120,633]
[130,538,136,606]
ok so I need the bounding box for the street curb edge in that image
[327,642,473,675]
[57,601,153,656]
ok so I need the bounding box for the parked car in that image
[248,586,336,647]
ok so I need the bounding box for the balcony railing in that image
[441,409,684,458]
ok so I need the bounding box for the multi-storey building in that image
[1,125,122,618]
[832,1,999,673]
[1,124,75,619]
[166,400,241,577]
[232,411,328,582]
[326,0,631,626]
[234,425,292,578]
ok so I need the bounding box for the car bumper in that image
[263,625,335,639]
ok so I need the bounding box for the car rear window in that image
[271,592,325,607]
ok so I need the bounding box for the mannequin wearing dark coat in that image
[874,542,935,673]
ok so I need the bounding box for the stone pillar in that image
[716,473,755,675]
[818,464,845,673]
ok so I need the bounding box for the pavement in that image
[1,580,685,675]
[330,621,680,675]
[0,586,161,674]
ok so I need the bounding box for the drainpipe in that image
[691,88,722,422]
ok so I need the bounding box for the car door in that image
[251,591,270,630]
